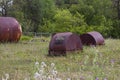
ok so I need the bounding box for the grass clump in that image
[20,35,33,41]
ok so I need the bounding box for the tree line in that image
[0,0,120,38]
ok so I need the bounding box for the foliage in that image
[111,20,120,38]
[7,0,33,32]
[23,0,56,32]
[0,0,120,38]
[20,35,33,41]
[41,9,86,33]
[0,0,13,16]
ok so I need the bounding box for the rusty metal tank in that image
[0,17,22,42]
[49,32,83,56]
[80,31,104,45]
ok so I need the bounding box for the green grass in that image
[0,38,120,80]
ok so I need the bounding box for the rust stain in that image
[0,17,22,42]
[49,32,83,56]
[80,31,104,46]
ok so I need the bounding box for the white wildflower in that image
[35,61,39,70]
[5,74,9,80]
[51,63,55,68]
[2,76,5,80]
[42,75,47,80]
[47,76,51,80]
[38,69,44,74]
[96,49,99,53]
[52,70,58,77]
[35,61,39,66]
[2,73,9,80]
[53,70,57,75]
[34,61,61,80]
[67,78,71,80]
[41,62,47,67]
[104,78,108,80]
[34,72,41,79]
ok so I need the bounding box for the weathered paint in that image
[80,31,104,45]
[0,17,22,42]
[49,32,83,56]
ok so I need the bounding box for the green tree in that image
[24,0,56,32]
[0,0,13,16]
[69,0,114,37]
[109,0,120,19]
[41,9,86,33]
[7,0,33,32]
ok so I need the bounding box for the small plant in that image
[2,73,9,80]
[20,35,33,41]
[34,61,61,80]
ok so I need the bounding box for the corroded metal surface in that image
[49,32,83,56]
[0,17,22,42]
[80,31,104,45]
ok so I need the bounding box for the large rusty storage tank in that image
[80,31,104,45]
[0,17,22,42]
[49,32,83,56]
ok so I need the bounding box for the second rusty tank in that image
[49,32,83,56]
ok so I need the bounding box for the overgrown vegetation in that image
[0,0,120,80]
[0,0,120,38]
[0,38,120,80]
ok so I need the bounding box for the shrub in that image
[20,35,33,41]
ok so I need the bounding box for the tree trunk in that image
[117,0,120,19]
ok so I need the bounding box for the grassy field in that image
[0,37,120,80]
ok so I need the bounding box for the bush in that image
[20,35,33,41]
[110,20,120,38]
[41,9,86,33]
